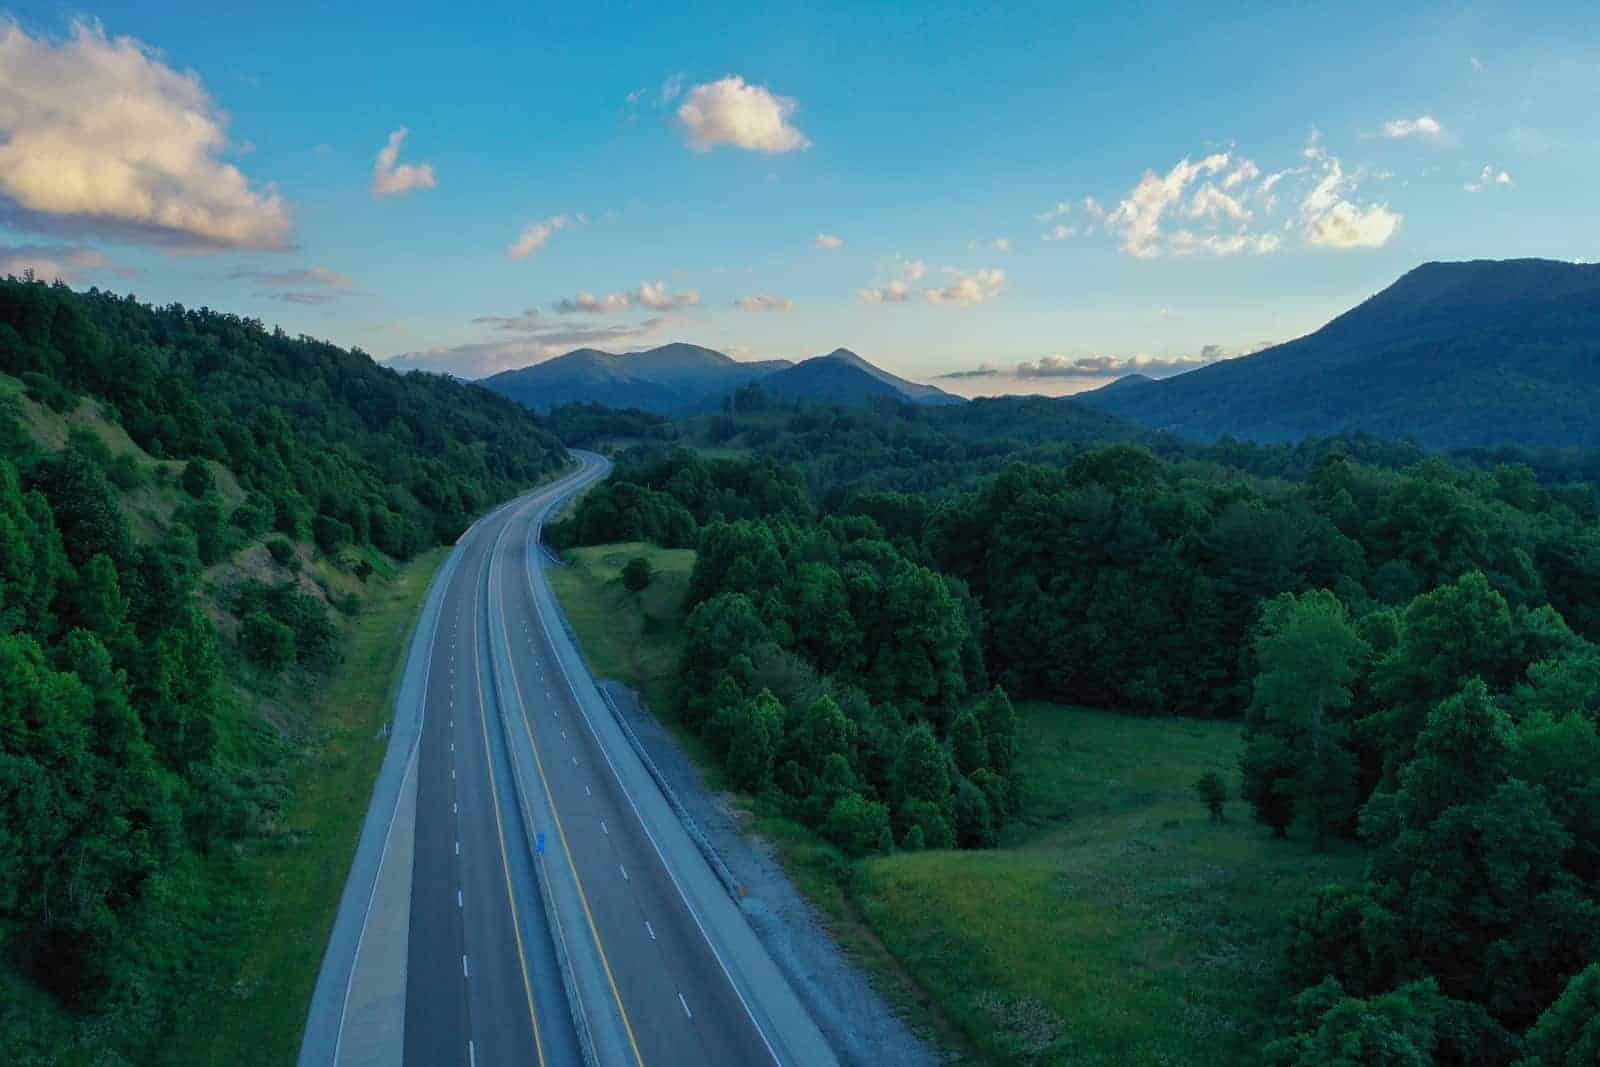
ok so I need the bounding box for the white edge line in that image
[330,543,454,1065]
[519,455,786,1067]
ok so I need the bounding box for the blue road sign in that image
[536,831,546,856]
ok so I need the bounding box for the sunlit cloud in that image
[371,127,437,196]
[676,76,810,153]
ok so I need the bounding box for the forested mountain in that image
[1083,258,1600,449]
[0,277,566,1057]
[747,348,961,408]
[481,342,790,413]
[480,342,958,413]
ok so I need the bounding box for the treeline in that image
[0,278,568,556]
[557,450,1017,854]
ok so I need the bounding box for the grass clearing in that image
[852,704,1365,1065]
[164,546,447,1066]
[546,541,696,714]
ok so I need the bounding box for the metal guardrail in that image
[533,536,748,905]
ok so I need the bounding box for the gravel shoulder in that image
[600,679,943,1067]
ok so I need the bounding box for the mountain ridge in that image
[1081,258,1600,449]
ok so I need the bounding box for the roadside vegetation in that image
[547,431,1600,1064]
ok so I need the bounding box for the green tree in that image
[824,792,889,858]
[950,709,988,777]
[179,459,214,498]
[1242,590,1368,844]
[1522,963,1600,1066]
[240,611,295,671]
[722,690,785,793]
[622,556,652,592]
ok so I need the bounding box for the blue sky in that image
[1,1,1597,394]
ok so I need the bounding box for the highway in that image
[303,450,836,1066]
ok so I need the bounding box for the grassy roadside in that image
[164,546,447,1066]
[547,538,1370,1066]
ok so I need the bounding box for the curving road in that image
[302,451,836,1067]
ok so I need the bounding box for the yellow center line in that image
[491,492,647,1067]
[469,533,546,1067]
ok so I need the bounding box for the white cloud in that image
[675,76,810,154]
[1222,160,1260,189]
[0,19,290,251]
[1169,229,1280,256]
[1035,201,1073,221]
[389,315,672,377]
[506,214,577,260]
[814,232,843,250]
[1299,151,1402,248]
[899,258,927,281]
[1470,56,1485,72]
[1186,184,1252,223]
[552,280,699,313]
[661,73,685,104]
[923,267,1006,307]
[1463,165,1514,192]
[635,280,699,310]
[371,127,436,196]
[1041,224,1075,241]
[1105,152,1231,258]
[0,242,133,283]
[1382,115,1446,141]
[990,237,1012,252]
[856,279,912,304]
[1082,196,1106,219]
[734,293,794,312]
[625,87,647,105]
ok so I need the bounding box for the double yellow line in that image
[488,480,647,1065]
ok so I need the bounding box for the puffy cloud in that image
[0,19,290,251]
[554,290,633,315]
[814,232,843,250]
[676,76,810,153]
[371,127,437,196]
[900,259,928,281]
[856,279,912,304]
[1463,165,1514,192]
[734,293,794,312]
[1041,224,1075,241]
[636,280,699,310]
[1017,346,1232,379]
[1186,184,1251,223]
[923,268,1006,307]
[551,280,698,313]
[506,214,580,260]
[1104,152,1231,257]
[1222,160,1260,189]
[1382,115,1445,141]
[390,316,670,377]
[1299,153,1401,248]
[0,242,134,283]
[990,237,1012,252]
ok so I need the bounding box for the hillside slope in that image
[481,342,788,413]
[0,277,568,1062]
[1082,258,1600,448]
[754,348,962,407]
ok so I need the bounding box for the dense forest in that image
[0,277,566,1055]
[555,401,1600,1062]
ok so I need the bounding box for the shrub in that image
[180,459,214,498]
[1195,771,1228,822]
[622,555,652,592]
[825,793,892,857]
[240,611,295,671]
[266,537,300,572]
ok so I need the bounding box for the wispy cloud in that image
[0,242,136,284]
[551,281,699,313]
[676,76,810,153]
[372,127,437,196]
[506,213,584,261]
[814,233,843,250]
[1463,165,1514,193]
[1299,138,1401,248]
[0,19,290,251]
[390,315,672,377]
[1382,115,1445,141]
[734,293,794,312]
